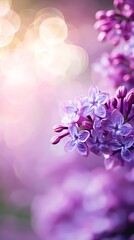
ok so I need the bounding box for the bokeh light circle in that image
[39,17,68,46]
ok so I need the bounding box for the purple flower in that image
[65,124,90,156]
[61,97,89,124]
[51,85,134,168]
[89,130,110,155]
[110,135,134,162]
[102,109,132,136]
[83,86,109,118]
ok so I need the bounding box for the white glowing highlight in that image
[39,17,68,45]
[0,0,11,17]
[0,6,89,149]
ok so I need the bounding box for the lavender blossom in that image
[65,124,90,156]
[51,85,134,169]
[32,169,134,240]
[102,109,132,136]
[82,86,109,118]
[95,2,134,45]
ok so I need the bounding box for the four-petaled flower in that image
[83,86,109,118]
[102,109,132,136]
[110,135,134,162]
[61,97,88,124]
[89,130,110,155]
[65,124,90,156]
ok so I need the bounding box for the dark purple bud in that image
[51,132,69,144]
[114,0,123,8]
[105,98,111,109]
[53,124,68,132]
[82,121,93,130]
[116,86,127,98]
[50,136,61,144]
[95,10,106,20]
[111,97,118,108]
[125,90,134,104]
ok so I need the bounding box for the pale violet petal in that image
[94,105,106,118]
[123,136,134,148]
[119,123,132,136]
[97,92,109,104]
[88,85,99,101]
[104,157,115,170]
[78,130,90,142]
[77,142,89,156]
[82,105,93,117]
[69,124,78,138]
[64,139,76,152]
[121,147,132,162]
[112,109,124,126]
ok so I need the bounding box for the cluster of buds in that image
[95,0,134,45]
[51,85,134,169]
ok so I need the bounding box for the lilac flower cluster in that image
[95,0,134,45]
[94,51,134,89]
[51,85,134,169]
[32,169,134,240]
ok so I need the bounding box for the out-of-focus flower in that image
[93,53,134,89]
[114,0,134,18]
[32,168,134,240]
[0,216,39,240]
[93,52,134,89]
[95,0,134,45]
[51,85,134,169]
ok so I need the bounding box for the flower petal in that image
[119,123,132,136]
[82,105,93,117]
[111,109,124,126]
[121,148,132,162]
[64,139,76,152]
[78,130,90,142]
[123,135,134,148]
[101,119,114,131]
[109,141,121,151]
[88,85,99,101]
[77,142,89,156]
[94,105,106,118]
[90,145,100,155]
[81,97,90,106]
[100,145,110,154]
[61,101,77,113]
[97,92,109,104]
[104,157,114,170]
[69,124,78,138]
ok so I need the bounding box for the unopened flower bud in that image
[95,10,106,20]
[82,121,93,130]
[125,90,134,105]
[53,124,68,132]
[50,136,61,144]
[116,86,127,98]
[111,97,118,108]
